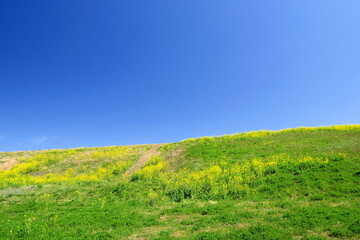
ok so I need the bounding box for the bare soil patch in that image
[0,157,18,171]
[122,144,163,178]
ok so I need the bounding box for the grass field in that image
[0,125,359,239]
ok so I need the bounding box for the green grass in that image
[0,125,359,239]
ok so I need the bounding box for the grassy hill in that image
[0,125,359,239]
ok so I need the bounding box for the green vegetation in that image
[0,125,359,239]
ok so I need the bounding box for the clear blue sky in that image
[1,1,359,151]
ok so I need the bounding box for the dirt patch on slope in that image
[0,157,18,171]
[122,144,163,179]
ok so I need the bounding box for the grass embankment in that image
[0,125,359,239]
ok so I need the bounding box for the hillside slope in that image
[0,125,359,239]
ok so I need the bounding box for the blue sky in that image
[1,1,359,151]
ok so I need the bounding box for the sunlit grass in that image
[0,145,149,187]
[0,125,359,239]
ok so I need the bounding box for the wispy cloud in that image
[29,136,48,144]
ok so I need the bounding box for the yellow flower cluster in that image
[89,146,129,160]
[135,156,170,181]
[0,146,135,187]
[136,153,334,199]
